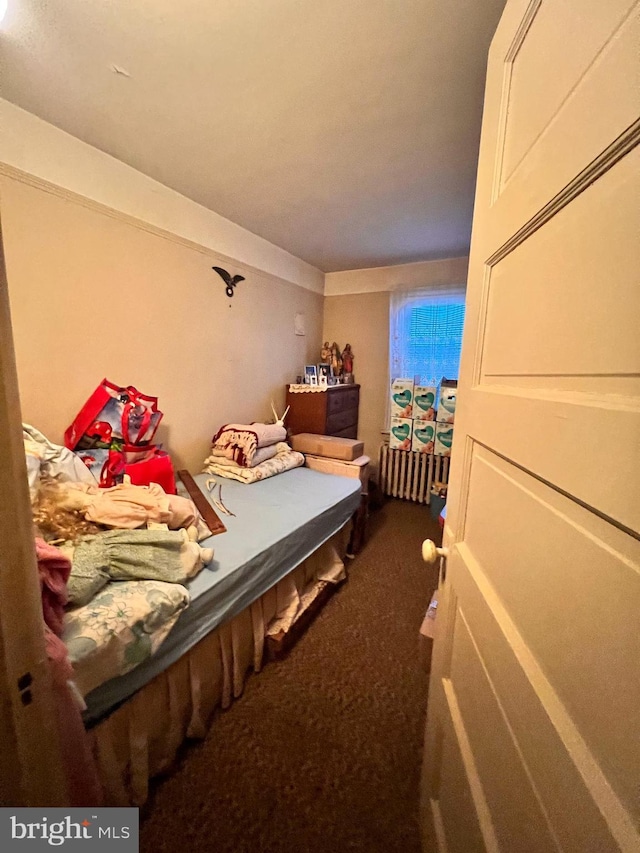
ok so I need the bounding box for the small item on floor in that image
[431,480,448,498]
[419,589,439,673]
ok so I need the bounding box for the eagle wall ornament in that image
[212,266,245,297]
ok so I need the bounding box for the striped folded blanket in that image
[209,441,290,469]
[203,447,304,483]
[210,422,287,467]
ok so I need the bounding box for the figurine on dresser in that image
[341,344,354,378]
[330,342,343,377]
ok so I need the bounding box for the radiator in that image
[378,445,450,504]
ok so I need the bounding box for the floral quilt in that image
[63,579,189,698]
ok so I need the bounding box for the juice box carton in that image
[389,417,413,451]
[411,421,436,454]
[413,386,437,421]
[390,378,414,418]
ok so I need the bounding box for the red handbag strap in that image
[101,450,125,487]
[121,388,153,445]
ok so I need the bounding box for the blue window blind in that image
[406,301,466,385]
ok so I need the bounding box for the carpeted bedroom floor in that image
[140,497,442,853]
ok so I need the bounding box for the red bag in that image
[123,448,177,495]
[101,445,177,494]
[65,379,162,451]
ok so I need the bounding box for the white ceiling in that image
[0,0,506,272]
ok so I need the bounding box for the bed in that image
[69,467,361,805]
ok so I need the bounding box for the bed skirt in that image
[88,527,348,806]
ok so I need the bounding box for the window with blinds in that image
[406,301,466,385]
[390,290,466,383]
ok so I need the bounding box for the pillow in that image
[63,579,189,697]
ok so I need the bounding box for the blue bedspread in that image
[84,467,361,723]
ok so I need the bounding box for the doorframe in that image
[0,207,67,805]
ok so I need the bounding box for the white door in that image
[421,1,640,851]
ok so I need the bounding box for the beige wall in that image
[1,175,323,472]
[323,292,390,465]
[323,257,468,470]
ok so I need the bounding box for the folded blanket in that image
[209,441,293,469]
[203,449,304,483]
[211,422,287,467]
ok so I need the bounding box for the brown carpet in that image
[140,498,442,853]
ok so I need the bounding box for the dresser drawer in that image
[327,387,359,415]
[330,424,359,439]
[286,384,359,438]
[326,407,358,434]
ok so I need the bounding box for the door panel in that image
[436,697,491,853]
[463,445,640,815]
[483,150,640,378]
[421,1,640,851]
[463,391,639,535]
[447,545,622,853]
[501,0,637,188]
[490,1,639,249]
[448,611,559,853]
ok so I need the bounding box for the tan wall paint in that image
[323,291,389,465]
[1,175,323,472]
[0,99,324,294]
[323,257,468,470]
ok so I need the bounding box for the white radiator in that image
[378,446,450,504]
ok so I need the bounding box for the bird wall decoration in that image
[212,266,245,297]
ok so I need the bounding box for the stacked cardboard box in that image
[389,378,457,455]
[411,385,437,453]
[389,378,414,450]
[434,380,457,456]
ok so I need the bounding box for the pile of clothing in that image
[26,422,215,623]
[203,421,304,483]
[36,478,214,606]
[25,424,216,728]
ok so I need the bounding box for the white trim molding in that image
[324,256,469,297]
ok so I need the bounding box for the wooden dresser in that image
[286,385,360,439]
